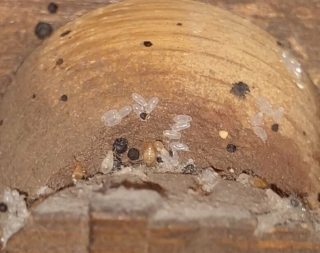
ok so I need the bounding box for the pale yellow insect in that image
[142,142,157,167]
[72,156,86,183]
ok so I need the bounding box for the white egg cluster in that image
[280,49,304,90]
[132,93,159,120]
[0,189,29,247]
[162,115,192,162]
[101,106,132,127]
[251,96,284,142]
[101,93,159,126]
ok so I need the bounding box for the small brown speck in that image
[60,94,68,101]
[60,30,71,37]
[56,58,63,65]
[0,120,3,126]
[32,94,36,99]
[176,23,182,26]
[271,123,279,132]
[48,3,58,14]
[143,41,153,47]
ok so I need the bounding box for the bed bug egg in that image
[171,122,191,131]
[118,105,132,119]
[145,97,159,114]
[132,93,148,107]
[253,126,267,142]
[173,114,192,123]
[163,130,181,139]
[169,141,189,151]
[154,140,164,151]
[101,109,122,126]
[132,103,144,117]
[251,112,264,126]
[143,142,157,166]
[280,49,304,89]
[101,151,114,174]
[255,97,273,114]
[272,107,284,122]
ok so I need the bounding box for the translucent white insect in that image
[118,106,132,118]
[171,122,191,131]
[163,130,181,139]
[280,49,304,89]
[255,97,273,114]
[101,151,114,174]
[173,115,192,123]
[169,141,189,151]
[253,126,267,142]
[145,97,159,114]
[132,93,148,107]
[272,107,284,122]
[159,147,179,167]
[251,112,264,126]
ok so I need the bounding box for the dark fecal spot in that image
[32,94,36,99]
[140,112,147,120]
[290,198,300,207]
[60,94,68,101]
[168,150,173,157]
[156,157,163,163]
[0,202,7,212]
[276,40,283,46]
[176,23,182,26]
[0,120,3,126]
[271,123,279,132]
[35,22,53,39]
[60,30,71,37]
[143,41,153,47]
[303,131,306,136]
[113,137,128,154]
[226,143,236,153]
[56,58,63,65]
[182,164,196,174]
[317,193,320,202]
[127,148,140,160]
[48,2,58,14]
[230,81,250,99]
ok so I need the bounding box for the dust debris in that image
[0,189,29,248]
[219,130,228,139]
[194,169,220,194]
